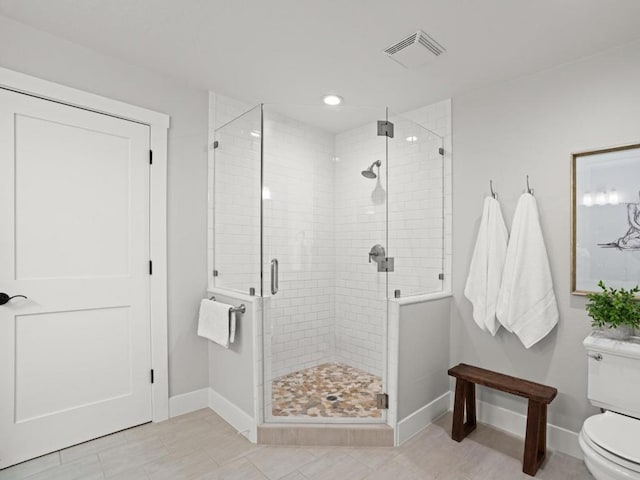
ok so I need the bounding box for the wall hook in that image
[526,175,534,195]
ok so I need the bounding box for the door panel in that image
[15,307,132,423]
[14,113,131,279]
[0,88,151,468]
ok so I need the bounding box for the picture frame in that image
[571,143,640,295]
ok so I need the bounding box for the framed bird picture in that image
[571,143,640,294]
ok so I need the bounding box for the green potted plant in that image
[586,281,640,340]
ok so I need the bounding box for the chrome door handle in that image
[588,352,603,361]
[0,293,27,305]
[270,259,279,295]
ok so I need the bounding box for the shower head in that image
[361,160,382,179]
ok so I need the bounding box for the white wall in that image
[208,291,255,417]
[0,15,210,397]
[397,298,451,421]
[451,40,640,433]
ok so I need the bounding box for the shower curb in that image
[257,423,394,447]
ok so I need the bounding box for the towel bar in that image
[208,296,246,314]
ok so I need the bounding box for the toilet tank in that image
[584,334,640,419]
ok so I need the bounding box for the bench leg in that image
[451,379,477,442]
[523,400,547,476]
[465,380,477,433]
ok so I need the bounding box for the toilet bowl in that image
[579,412,640,480]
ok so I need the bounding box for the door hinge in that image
[149,149,153,165]
[438,273,444,280]
[213,140,219,149]
[149,260,153,275]
[438,147,444,156]
[150,369,155,384]
[377,120,394,138]
[376,393,389,409]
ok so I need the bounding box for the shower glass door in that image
[261,104,389,423]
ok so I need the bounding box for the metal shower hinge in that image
[376,393,389,409]
[438,273,444,280]
[377,120,395,138]
[378,257,395,272]
[438,147,444,155]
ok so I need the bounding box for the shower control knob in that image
[368,244,386,263]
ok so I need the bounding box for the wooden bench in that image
[447,363,557,477]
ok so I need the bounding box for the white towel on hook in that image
[197,299,235,348]
[464,196,509,335]
[496,193,559,348]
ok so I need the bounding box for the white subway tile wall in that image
[333,123,387,376]
[387,112,446,297]
[213,108,261,294]
[262,107,337,379]
[401,100,453,294]
[208,93,452,418]
[208,95,261,294]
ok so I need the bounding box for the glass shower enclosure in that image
[213,103,444,424]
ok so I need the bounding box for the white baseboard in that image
[170,388,580,459]
[208,388,256,443]
[168,388,209,418]
[475,399,582,459]
[396,392,451,445]
[167,387,257,443]
[446,392,582,459]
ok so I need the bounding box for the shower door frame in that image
[259,105,391,425]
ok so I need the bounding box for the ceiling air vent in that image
[384,30,445,68]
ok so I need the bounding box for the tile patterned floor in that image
[0,410,594,480]
[271,363,382,418]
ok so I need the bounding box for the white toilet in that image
[580,334,640,479]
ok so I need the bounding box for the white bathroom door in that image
[0,88,152,468]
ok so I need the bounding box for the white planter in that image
[600,324,634,340]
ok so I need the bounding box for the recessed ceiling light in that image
[406,135,418,143]
[322,94,343,106]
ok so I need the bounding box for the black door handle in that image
[0,293,27,305]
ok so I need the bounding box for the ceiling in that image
[2,0,640,129]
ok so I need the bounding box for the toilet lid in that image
[583,412,640,465]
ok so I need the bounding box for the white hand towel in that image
[496,193,559,348]
[464,196,509,335]
[229,310,237,344]
[197,299,234,348]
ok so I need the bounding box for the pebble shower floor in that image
[271,363,382,418]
